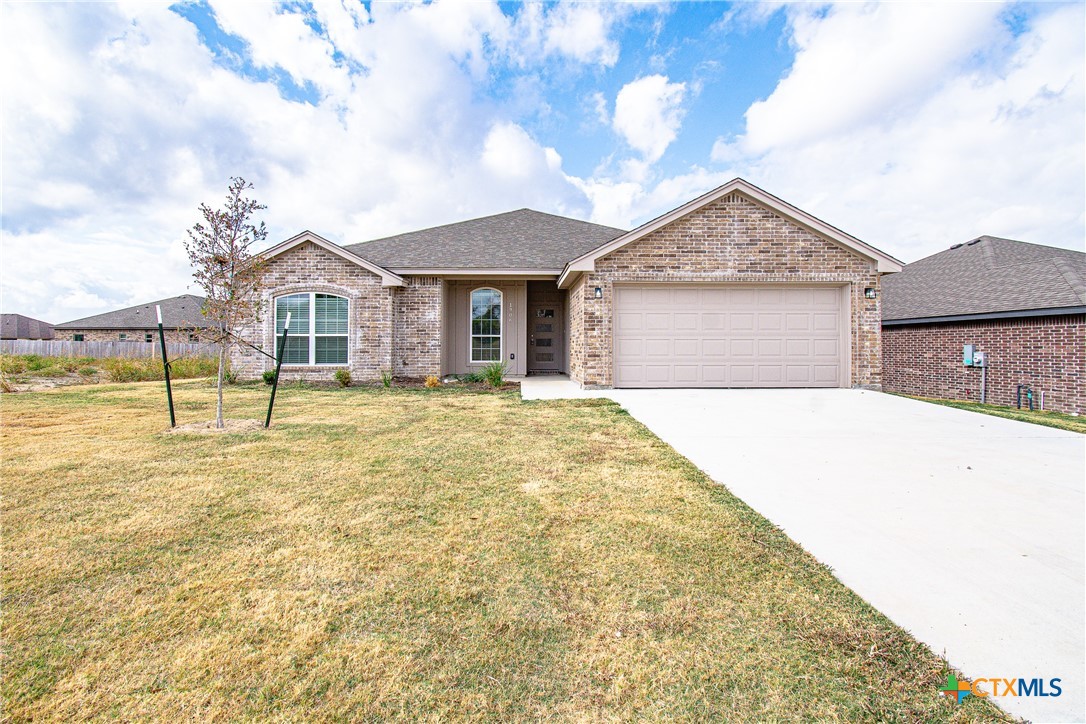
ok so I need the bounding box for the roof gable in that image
[559,178,902,287]
[883,236,1086,321]
[261,231,405,286]
[344,209,625,271]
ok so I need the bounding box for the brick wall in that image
[570,192,883,388]
[883,315,1086,414]
[56,328,201,344]
[232,242,393,382]
[392,276,443,378]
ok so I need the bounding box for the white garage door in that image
[614,285,845,388]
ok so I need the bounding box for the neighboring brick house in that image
[1,314,54,340]
[882,237,1085,414]
[54,294,213,344]
[233,178,902,388]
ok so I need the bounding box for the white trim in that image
[274,292,351,367]
[468,287,503,364]
[390,268,563,277]
[558,178,904,288]
[261,231,405,287]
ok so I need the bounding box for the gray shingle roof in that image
[1,314,54,340]
[344,209,626,270]
[55,294,212,330]
[882,236,1086,321]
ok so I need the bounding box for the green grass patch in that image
[1,383,1008,721]
[896,394,1085,434]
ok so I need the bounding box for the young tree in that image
[185,177,267,428]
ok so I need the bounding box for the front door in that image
[528,284,564,373]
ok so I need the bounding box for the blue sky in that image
[1,1,1083,322]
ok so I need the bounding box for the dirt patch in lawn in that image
[163,418,266,434]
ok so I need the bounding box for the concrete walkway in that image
[522,382,1085,722]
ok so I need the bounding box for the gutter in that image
[882,306,1086,326]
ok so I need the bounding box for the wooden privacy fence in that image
[1,339,217,359]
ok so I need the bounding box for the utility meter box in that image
[963,344,976,367]
[973,351,987,368]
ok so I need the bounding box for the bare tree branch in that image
[184,177,267,428]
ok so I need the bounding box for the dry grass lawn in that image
[2,381,1007,721]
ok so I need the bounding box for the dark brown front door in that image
[528,283,564,373]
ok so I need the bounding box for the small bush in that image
[0,355,28,374]
[334,369,352,388]
[77,366,98,377]
[22,355,50,372]
[262,370,277,385]
[381,370,393,389]
[36,365,69,378]
[424,375,441,388]
[482,362,507,388]
[458,371,484,384]
[104,356,219,382]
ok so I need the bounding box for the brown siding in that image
[883,315,1086,415]
[570,192,882,388]
[443,281,526,376]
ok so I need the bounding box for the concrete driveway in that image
[598,389,1085,722]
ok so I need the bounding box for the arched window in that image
[275,293,349,365]
[470,288,502,363]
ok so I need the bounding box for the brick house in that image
[54,294,213,344]
[233,178,903,388]
[882,237,1085,414]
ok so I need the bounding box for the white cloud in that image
[713,2,1085,261]
[612,74,687,161]
[738,3,1008,154]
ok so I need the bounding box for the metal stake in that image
[265,312,290,428]
[156,305,176,428]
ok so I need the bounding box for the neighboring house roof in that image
[882,236,1086,323]
[1,314,54,340]
[344,209,626,272]
[54,294,212,330]
[558,178,904,288]
[261,231,405,287]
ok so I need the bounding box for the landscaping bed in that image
[1,382,1005,721]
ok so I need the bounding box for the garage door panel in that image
[813,313,839,331]
[674,339,699,357]
[674,313,698,330]
[614,284,845,388]
[645,339,670,356]
[757,313,783,330]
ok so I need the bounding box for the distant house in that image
[882,236,1085,414]
[1,314,54,340]
[54,294,212,344]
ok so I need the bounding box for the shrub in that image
[103,356,219,382]
[458,371,484,384]
[334,369,352,388]
[36,365,70,378]
[381,370,393,389]
[262,370,277,385]
[0,355,28,375]
[77,366,98,377]
[22,355,50,372]
[482,361,506,388]
[424,375,441,388]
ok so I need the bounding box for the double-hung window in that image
[275,293,349,365]
[470,288,502,363]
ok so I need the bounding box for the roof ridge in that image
[1052,257,1086,304]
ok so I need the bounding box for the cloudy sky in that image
[2,1,1083,323]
